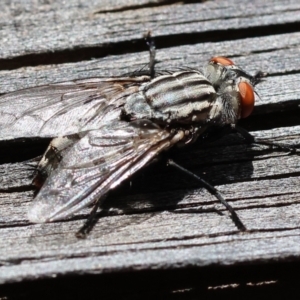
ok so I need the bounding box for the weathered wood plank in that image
[0,0,300,60]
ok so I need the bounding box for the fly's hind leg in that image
[144,31,156,79]
[168,159,247,232]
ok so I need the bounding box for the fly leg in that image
[144,31,156,79]
[168,159,247,231]
[76,194,108,238]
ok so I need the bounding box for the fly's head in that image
[205,56,266,123]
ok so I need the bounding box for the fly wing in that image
[0,76,149,141]
[28,119,179,223]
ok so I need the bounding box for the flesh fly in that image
[0,50,264,225]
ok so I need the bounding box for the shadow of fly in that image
[1,32,289,236]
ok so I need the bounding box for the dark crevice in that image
[94,0,207,14]
[0,138,49,164]
[229,196,300,211]
[232,171,300,185]
[243,45,300,56]
[3,261,300,299]
[0,22,300,71]
[247,226,300,234]
[161,9,300,27]
[0,221,33,230]
[240,102,300,131]
[0,185,34,193]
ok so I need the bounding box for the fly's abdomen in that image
[123,71,216,124]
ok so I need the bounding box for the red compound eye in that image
[238,81,255,118]
[210,56,235,66]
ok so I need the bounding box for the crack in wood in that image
[0,22,300,71]
[94,0,208,14]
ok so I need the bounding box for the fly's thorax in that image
[123,70,216,125]
[209,81,241,125]
[204,58,242,90]
[204,56,257,90]
[209,76,255,125]
[204,62,225,89]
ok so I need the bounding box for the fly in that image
[0,33,273,231]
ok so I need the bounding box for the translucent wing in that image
[28,119,181,223]
[0,76,149,140]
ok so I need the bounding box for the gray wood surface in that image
[0,0,300,298]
